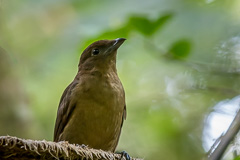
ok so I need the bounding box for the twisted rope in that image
[0,136,142,160]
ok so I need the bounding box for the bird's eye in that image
[92,49,99,56]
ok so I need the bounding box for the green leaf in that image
[79,13,173,52]
[168,39,192,59]
[129,13,173,36]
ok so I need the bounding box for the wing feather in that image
[112,104,126,152]
[53,81,78,141]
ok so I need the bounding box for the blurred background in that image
[1,0,240,159]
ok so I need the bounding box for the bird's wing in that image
[112,104,126,152]
[53,81,78,141]
[122,104,127,122]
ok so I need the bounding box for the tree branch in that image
[208,108,240,160]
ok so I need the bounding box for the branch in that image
[0,136,142,160]
[208,108,240,160]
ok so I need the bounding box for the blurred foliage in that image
[234,157,240,160]
[0,0,240,160]
[167,39,191,59]
[0,47,33,138]
[81,13,172,50]
[128,14,172,36]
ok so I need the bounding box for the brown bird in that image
[54,38,126,152]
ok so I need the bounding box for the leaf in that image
[168,39,192,59]
[129,13,173,36]
[78,13,173,52]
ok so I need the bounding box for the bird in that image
[53,38,127,153]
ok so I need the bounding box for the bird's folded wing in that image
[112,104,126,152]
[53,81,78,141]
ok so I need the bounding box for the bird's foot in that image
[119,151,131,160]
[75,144,88,148]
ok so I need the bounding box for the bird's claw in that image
[75,143,88,148]
[120,151,131,160]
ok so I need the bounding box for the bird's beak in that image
[105,38,126,55]
[112,38,126,49]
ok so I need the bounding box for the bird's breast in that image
[80,72,124,104]
[62,72,125,151]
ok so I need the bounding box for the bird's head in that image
[78,38,126,72]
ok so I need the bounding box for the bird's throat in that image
[78,59,117,77]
